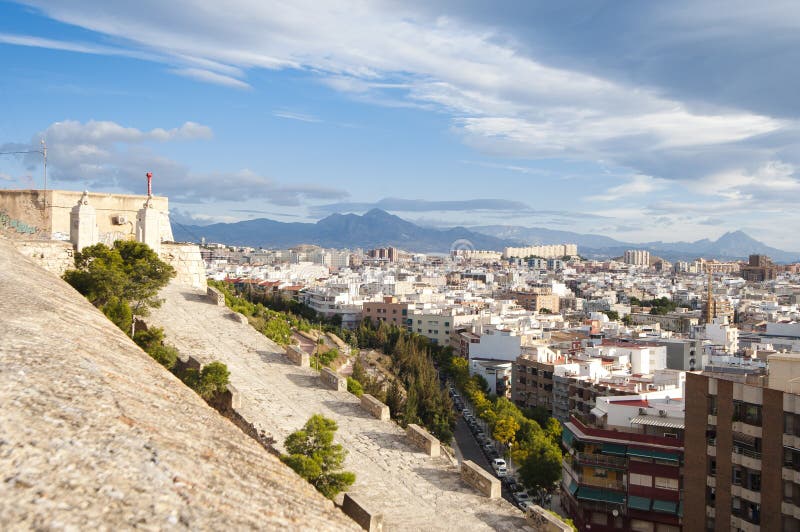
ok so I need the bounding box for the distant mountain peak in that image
[363,208,395,219]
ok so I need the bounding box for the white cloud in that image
[272,110,321,123]
[170,68,251,89]
[2,119,344,204]
[590,175,668,202]
[13,1,790,169]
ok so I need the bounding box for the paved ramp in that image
[149,281,531,531]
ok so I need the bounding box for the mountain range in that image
[172,209,800,263]
[470,225,799,263]
[173,208,510,253]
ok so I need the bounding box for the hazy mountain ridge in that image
[173,208,512,252]
[470,226,799,263]
[173,210,799,262]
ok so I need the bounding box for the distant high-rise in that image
[624,249,650,266]
[741,254,777,282]
[503,243,577,259]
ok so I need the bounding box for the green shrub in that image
[347,377,364,397]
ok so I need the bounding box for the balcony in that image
[731,447,761,469]
[782,501,800,521]
[573,452,627,469]
[732,485,761,504]
[580,476,625,490]
[732,422,763,438]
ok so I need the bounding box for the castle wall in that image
[160,243,207,290]
[0,189,173,243]
[11,240,75,276]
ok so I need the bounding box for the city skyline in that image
[2,1,800,247]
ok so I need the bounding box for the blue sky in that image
[2,1,800,248]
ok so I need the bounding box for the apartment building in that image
[741,254,777,283]
[513,346,570,413]
[624,250,651,266]
[684,360,800,531]
[362,296,412,330]
[503,243,578,259]
[507,288,561,313]
[409,309,474,345]
[561,393,684,531]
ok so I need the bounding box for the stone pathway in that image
[149,282,532,531]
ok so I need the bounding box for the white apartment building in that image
[503,243,578,259]
[623,249,651,266]
[409,309,475,345]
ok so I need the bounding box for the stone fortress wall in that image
[0,189,172,243]
[0,189,204,288]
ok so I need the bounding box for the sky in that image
[1,1,800,248]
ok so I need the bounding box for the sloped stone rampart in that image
[149,281,533,530]
[0,237,357,530]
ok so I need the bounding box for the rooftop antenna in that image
[146,171,153,196]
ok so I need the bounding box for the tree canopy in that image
[63,241,175,322]
[281,414,355,499]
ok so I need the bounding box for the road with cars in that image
[447,384,544,511]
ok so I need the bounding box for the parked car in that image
[518,500,535,512]
[491,458,507,477]
[502,477,519,492]
[513,490,532,504]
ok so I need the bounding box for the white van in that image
[491,458,507,476]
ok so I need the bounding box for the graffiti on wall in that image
[0,211,38,234]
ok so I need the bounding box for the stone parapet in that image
[360,394,390,421]
[160,243,206,290]
[286,345,310,367]
[206,286,226,306]
[460,460,500,499]
[11,240,74,276]
[341,493,383,532]
[320,367,347,392]
[405,424,440,457]
[525,505,572,531]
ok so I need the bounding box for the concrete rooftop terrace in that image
[149,281,531,531]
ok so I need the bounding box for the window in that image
[444,321,450,327]
[709,458,716,476]
[630,520,654,532]
[654,476,679,490]
[594,468,608,478]
[732,468,742,486]
[748,472,761,491]
[630,473,652,487]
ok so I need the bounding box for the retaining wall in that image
[460,460,500,499]
[286,345,310,367]
[341,493,383,532]
[405,424,440,457]
[360,394,390,421]
[320,368,347,391]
